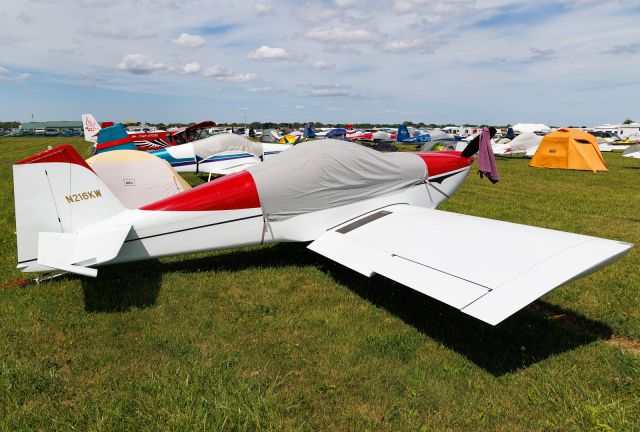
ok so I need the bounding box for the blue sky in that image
[0,0,639,125]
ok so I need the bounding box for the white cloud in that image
[254,3,272,15]
[602,43,640,55]
[311,60,335,70]
[381,37,423,52]
[86,24,156,39]
[0,72,31,84]
[16,12,34,23]
[117,54,165,74]
[180,62,201,74]
[392,0,473,14]
[247,45,289,61]
[0,66,8,73]
[392,0,425,13]
[295,105,305,109]
[301,84,353,97]
[172,33,205,48]
[203,66,256,83]
[224,73,257,83]
[248,86,275,93]
[529,47,557,62]
[304,27,374,44]
[293,3,340,21]
[333,0,361,7]
[202,66,232,77]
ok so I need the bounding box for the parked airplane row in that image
[12,128,633,326]
[83,114,638,170]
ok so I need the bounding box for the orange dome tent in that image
[529,128,608,171]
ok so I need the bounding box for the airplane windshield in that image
[190,128,210,140]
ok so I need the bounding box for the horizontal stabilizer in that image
[37,224,131,277]
[308,205,632,325]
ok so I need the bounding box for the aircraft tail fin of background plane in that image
[13,145,125,270]
[82,114,101,143]
[397,124,411,142]
[94,123,138,154]
[304,123,316,139]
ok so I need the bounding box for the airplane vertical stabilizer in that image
[397,124,411,142]
[13,145,124,269]
[82,114,101,143]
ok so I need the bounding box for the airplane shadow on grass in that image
[81,242,612,376]
[82,260,163,312]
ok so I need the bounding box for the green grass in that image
[0,136,638,431]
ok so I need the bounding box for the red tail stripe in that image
[15,144,94,172]
[95,137,134,150]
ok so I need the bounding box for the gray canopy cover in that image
[193,134,263,160]
[247,139,427,220]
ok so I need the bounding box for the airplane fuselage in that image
[18,152,471,273]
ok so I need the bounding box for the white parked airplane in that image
[149,134,291,177]
[13,139,632,326]
[622,144,640,159]
[91,121,291,177]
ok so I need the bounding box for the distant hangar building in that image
[20,121,83,131]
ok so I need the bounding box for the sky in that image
[0,0,639,125]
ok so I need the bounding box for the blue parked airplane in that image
[396,124,431,143]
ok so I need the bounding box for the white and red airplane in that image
[13,139,632,325]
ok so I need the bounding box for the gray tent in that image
[247,139,427,221]
[260,129,278,143]
[508,132,542,153]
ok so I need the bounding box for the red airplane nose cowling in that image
[416,152,471,177]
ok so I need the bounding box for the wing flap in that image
[309,231,489,309]
[308,205,632,325]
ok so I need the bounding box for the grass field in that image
[0,137,638,431]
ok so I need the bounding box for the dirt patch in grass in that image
[607,336,640,356]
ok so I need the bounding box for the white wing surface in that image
[308,204,632,325]
[199,161,260,176]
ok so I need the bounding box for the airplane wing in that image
[198,154,262,177]
[37,224,131,277]
[622,144,640,158]
[199,161,259,176]
[308,204,632,325]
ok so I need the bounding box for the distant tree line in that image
[2,118,636,131]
